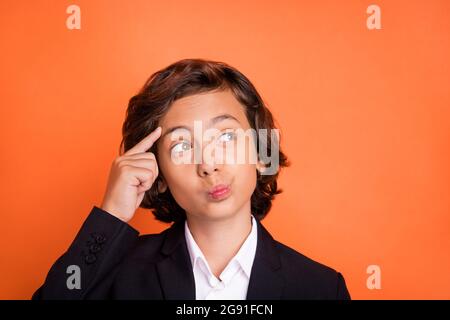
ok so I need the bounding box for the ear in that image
[256,161,267,175]
[256,160,280,176]
[156,176,168,193]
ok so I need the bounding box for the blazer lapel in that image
[246,220,284,299]
[155,221,196,299]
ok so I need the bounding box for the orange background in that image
[1,0,449,299]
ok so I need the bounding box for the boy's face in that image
[155,89,264,221]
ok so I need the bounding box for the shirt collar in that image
[231,215,258,278]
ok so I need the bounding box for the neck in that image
[186,202,253,278]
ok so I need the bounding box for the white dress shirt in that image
[184,215,258,300]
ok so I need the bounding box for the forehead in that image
[158,89,250,129]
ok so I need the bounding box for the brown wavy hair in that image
[119,58,290,223]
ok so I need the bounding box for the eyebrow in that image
[161,114,242,141]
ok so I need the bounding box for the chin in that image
[209,201,249,220]
[192,201,241,221]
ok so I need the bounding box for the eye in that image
[217,131,236,143]
[171,141,192,154]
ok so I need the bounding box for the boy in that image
[32,59,351,300]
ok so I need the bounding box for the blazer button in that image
[89,244,102,253]
[94,234,106,244]
[85,254,97,264]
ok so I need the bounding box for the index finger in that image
[124,126,162,156]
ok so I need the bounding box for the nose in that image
[196,145,221,177]
[197,163,220,177]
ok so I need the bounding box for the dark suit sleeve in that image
[336,272,351,300]
[31,206,139,300]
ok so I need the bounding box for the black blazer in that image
[32,206,351,300]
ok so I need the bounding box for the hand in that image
[100,126,162,223]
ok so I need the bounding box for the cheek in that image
[165,167,203,213]
[233,164,258,194]
[162,164,189,190]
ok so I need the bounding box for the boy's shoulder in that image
[125,221,183,261]
[271,238,349,298]
[273,239,339,277]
